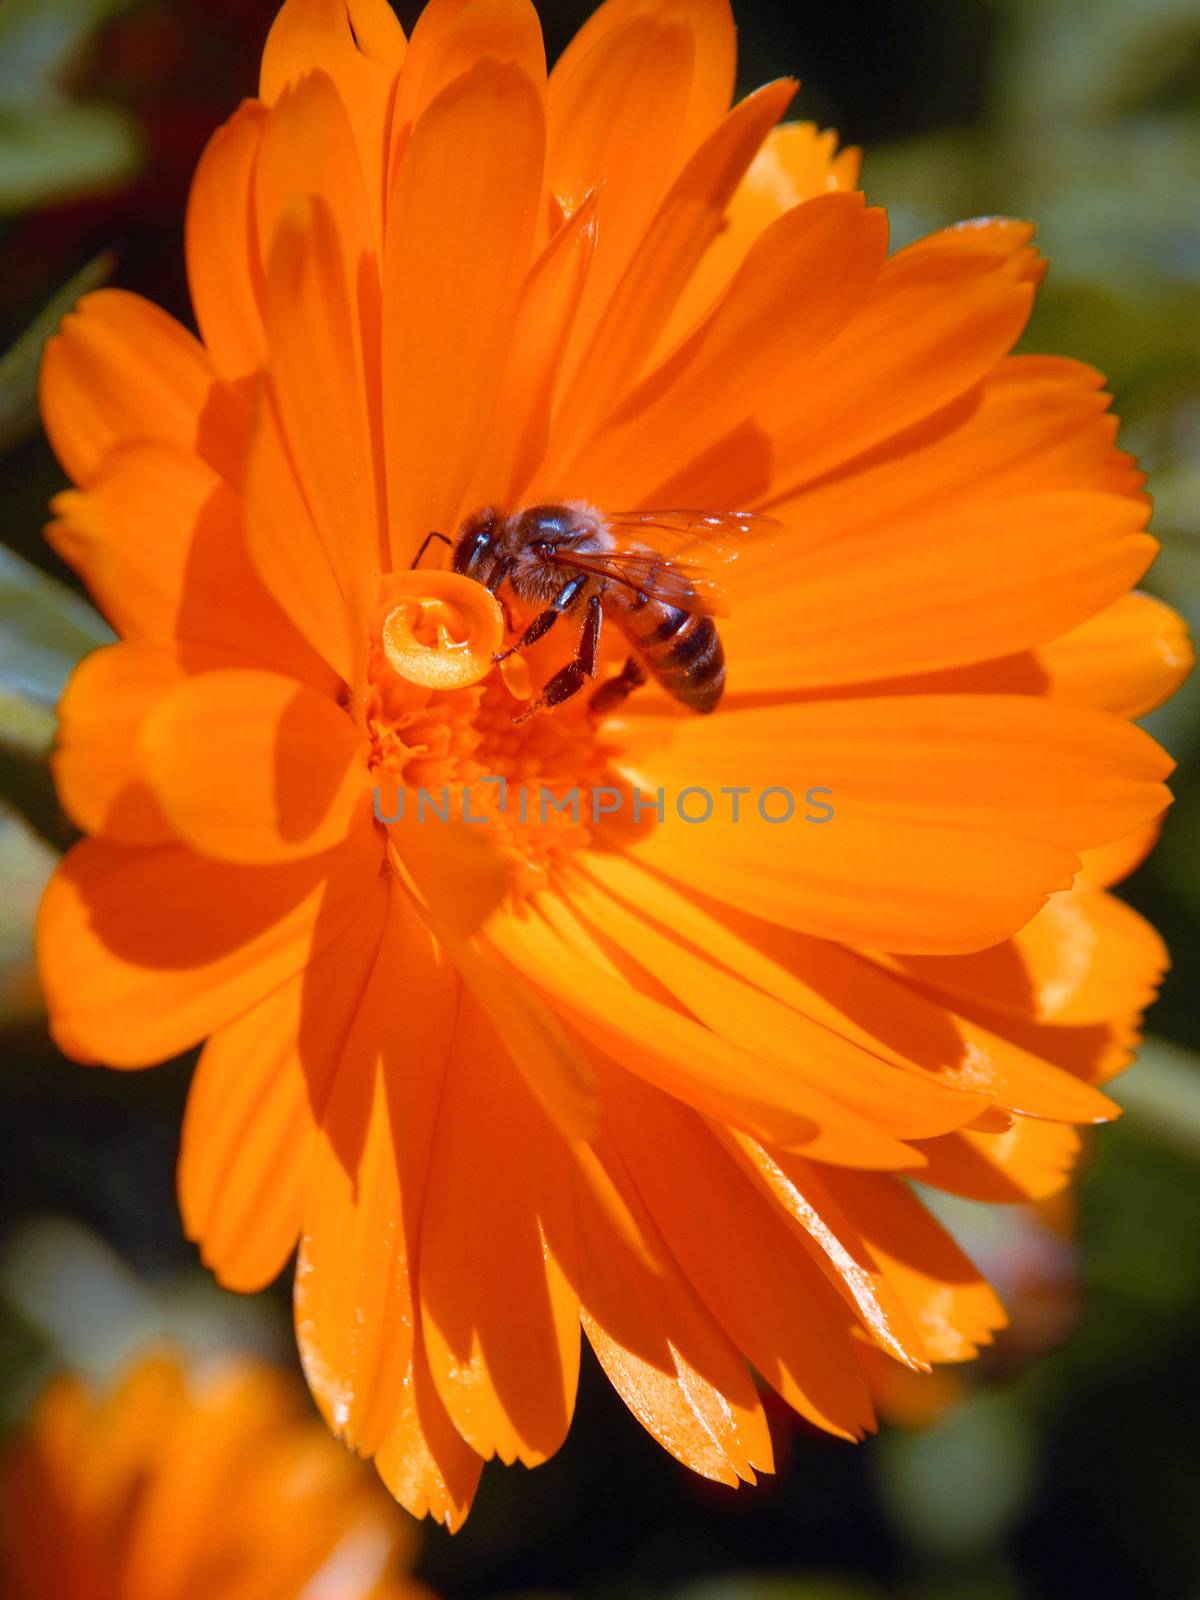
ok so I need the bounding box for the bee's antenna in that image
[411,531,452,569]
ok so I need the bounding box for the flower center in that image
[366,572,621,897]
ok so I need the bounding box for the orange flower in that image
[37,0,1190,1529]
[0,1351,426,1598]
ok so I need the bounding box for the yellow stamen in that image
[366,574,625,898]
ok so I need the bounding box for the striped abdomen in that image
[615,595,726,714]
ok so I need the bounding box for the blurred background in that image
[0,0,1197,1595]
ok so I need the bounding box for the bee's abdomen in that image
[628,603,726,714]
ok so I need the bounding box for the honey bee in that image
[412,503,777,722]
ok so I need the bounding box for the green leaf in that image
[0,0,142,214]
[0,800,56,1027]
[0,251,113,455]
[0,548,108,850]
[0,0,139,106]
[0,1218,287,1389]
[0,102,142,215]
[1112,1036,1200,1161]
[997,0,1200,124]
[0,545,111,766]
[876,1392,1037,1558]
[0,547,111,709]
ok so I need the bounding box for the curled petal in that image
[379,571,504,689]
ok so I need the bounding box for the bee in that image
[412,503,777,722]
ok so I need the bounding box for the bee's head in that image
[453,506,498,580]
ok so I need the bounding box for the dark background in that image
[0,2,1198,1597]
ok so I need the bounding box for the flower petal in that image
[723,490,1155,692]
[260,0,406,241]
[261,0,406,100]
[816,594,1190,718]
[912,1118,1082,1204]
[574,1125,772,1484]
[391,0,545,134]
[599,1064,877,1439]
[564,875,994,1141]
[179,873,389,1292]
[254,71,390,627]
[547,77,797,459]
[382,57,545,561]
[460,935,599,1142]
[53,643,185,845]
[1078,820,1162,887]
[563,191,887,506]
[611,694,1172,953]
[419,992,580,1466]
[40,291,245,488]
[48,441,338,692]
[141,670,367,864]
[496,897,914,1165]
[654,118,861,359]
[721,1135,931,1370]
[373,1328,483,1533]
[256,68,377,314]
[298,891,459,1458]
[263,195,384,625]
[544,12,701,390]
[769,355,1144,534]
[243,391,358,686]
[186,103,269,380]
[822,1170,1008,1362]
[1032,592,1193,717]
[884,884,1167,1030]
[38,828,382,1066]
[580,855,1120,1124]
[549,0,734,165]
[462,190,599,510]
[751,222,1038,506]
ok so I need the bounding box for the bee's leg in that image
[411,531,451,569]
[588,656,647,722]
[485,556,515,594]
[495,573,587,663]
[476,556,517,631]
[512,596,603,724]
[577,592,603,676]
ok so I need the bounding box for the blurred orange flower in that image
[37,0,1190,1529]
[0,1352,426,1598]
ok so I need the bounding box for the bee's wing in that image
[606,509,780,565]
[558,509,779,615]
[551,547,731,615]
